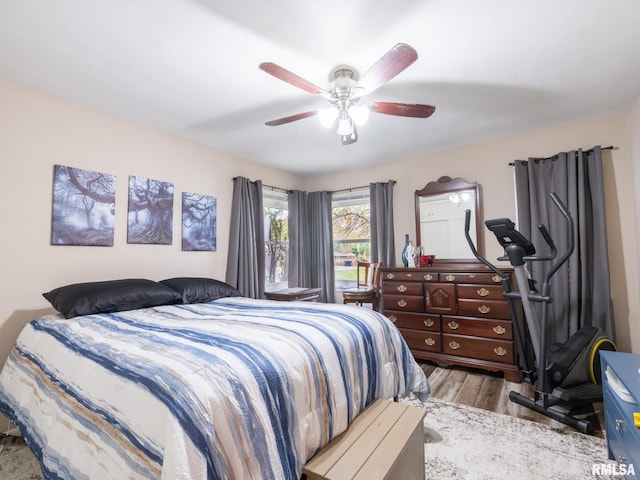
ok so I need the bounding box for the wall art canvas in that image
[51,165,116,246]
[127,176,174,245]
[182,192,217,251]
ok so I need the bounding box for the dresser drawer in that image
[400,328,441,353]
[383,270,438,282]
[441,316,513,340]
[442,334,514,363]
[440,272,503,285]
[458,298,511,319]
[382,281,423,296]
[382,294,425,313]
[425,283,456,314]
[385,311,440,331]
[457,284,504,300]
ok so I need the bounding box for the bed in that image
[0,278,429,480]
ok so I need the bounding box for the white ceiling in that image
[1,0,640,175]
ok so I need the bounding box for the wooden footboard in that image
[303,399,426,480]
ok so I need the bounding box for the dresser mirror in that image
[415,176,482,260]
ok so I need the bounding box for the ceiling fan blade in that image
[265,110,318,126]
[368,102,436,118]
[340,125,358,145]
[259,62,328,97]
[357,43,418,95]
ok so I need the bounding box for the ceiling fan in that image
[259,43,435,145]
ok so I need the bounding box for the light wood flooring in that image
[419,361,605,438]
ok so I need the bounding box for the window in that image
[332,187,370,290]
[263,188,288,292]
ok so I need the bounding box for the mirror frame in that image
[414,176,483,262]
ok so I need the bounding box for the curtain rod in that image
[262,180,397,195]
[332,180,396,195]
[508,145,616,166]
[262,184,289,194]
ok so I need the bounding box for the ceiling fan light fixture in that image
[336,115,354,136]
[340,131,357,145]
[318,107,339,128]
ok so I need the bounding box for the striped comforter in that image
[0,297,429,480]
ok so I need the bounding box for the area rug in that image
[404,396,623,480]
[0,434,42,480]
[0,399,625,480]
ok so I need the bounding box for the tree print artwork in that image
[127,176,174,245]
[182,193,217,251]
[51,165,116,246]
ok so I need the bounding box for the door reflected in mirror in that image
[415,177,482,260]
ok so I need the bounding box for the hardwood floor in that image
[419,360,605,438]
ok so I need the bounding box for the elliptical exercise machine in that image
[464,193,616,434]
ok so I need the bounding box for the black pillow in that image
[43,278,182,319]
[160,277,243,304]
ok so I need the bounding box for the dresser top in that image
[381,262,512,273]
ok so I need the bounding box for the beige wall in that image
[0,80,304,368]
[307,113,639,354]
[1,78,638,378]
[629,95,640,353]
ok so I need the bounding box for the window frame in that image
[332,187,371,291]
[263,187,289,292]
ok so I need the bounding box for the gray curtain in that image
[225,176,265,299]
[288,190,335,303]
[513,146,615,345]
[370,181,396,266]
[287,190,310,289]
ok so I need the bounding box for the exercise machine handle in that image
[537,224,556,255]
[543,193,574,284]
[464,209,506,280]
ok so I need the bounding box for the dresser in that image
[601,351,640,478]
[380,263,520,382]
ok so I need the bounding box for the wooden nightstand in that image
[265,287,321,302]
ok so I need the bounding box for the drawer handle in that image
[424,338,436,346]
[406,273,413,277]
[446,274,455,282]
[494,347,507,356]
[493,325,506,335]
[424,319,434,327]
[424,274,434,281]
[398,299,408,308]
[396,284,407,293]
[492,275,501,283]
[386,273,395,279]
[615,419,624,432]
[468,274,476,279]
[388,315,397,323]
[448,321,459,330]
[477,288,490,297]
[449,341,460,350]
[478,305,491,314]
